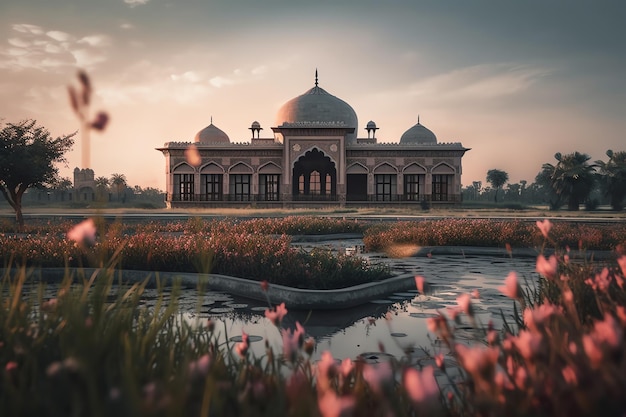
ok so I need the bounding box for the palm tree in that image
[94,176,110,201]
[486,169,509,203]
[543,152,597,211]
[110,173,127,202]
[596,150,626,210]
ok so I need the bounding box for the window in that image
[229,174,251,201]
[310,171,321,194]
[298,175,305,194]
[260,174,280,201]
[432,174,451,201]
[201,174,222,201]
[404,174,424,201]
[174,174,195,201]
[375,174,396,201]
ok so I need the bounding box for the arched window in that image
[310,171,321,194]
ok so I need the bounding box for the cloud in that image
[12,24,44,35]
[46,31,71,42]
[124,0,150,7]
[0,24,111,72]
[120,23,134,30]
[78,35,110,47]
[171,70,203,83]
[209,76,235,88]
[407,63,553,102]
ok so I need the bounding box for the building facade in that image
[157,74,470,208]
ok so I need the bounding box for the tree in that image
[596,150,626,210]
[486,169,509,203]
[542,152,597,211]
[0,120,75,229]
[110,173,127,201]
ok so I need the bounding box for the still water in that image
[153,241,540,363]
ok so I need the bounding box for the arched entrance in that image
[292,148,337,201]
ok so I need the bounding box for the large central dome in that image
[275,74,358,143]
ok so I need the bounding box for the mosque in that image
[157,72,469,208]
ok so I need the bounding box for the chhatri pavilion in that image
[157,72,470,208]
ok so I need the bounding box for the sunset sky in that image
[1,0,625,190]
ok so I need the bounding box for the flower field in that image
[1,218,626,416]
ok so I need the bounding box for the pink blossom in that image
[362,362,392,393]
[536,219,552,239]
[583,335,603,367]
[265,302,288,326]
[403,366,440,406]
[523,303,559,330]
[456,293,473,317]
[513,330,543,360]
[499,271,521,299]
[340,358,354,378]
[188,354,211,377]
[282,322,305,362]
[592,313,623,349]
[184,144,201,167]
[471,289,480,299]
[316,351,338,392]
[235,331,249,358]
[415,276,425,293]
[562,365,578,385]
[589,268,611,292]
[536,254,558,279]
[5,361,18,372]
[618,256,626,277]
[434,354,445,370]
[67,218,96,245]
[455,344,499,379]
[317,392,355,417]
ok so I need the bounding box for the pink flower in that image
[265,302,288,326]
[260,280,269,292]
[415,276,425,293]
[316,351,338,392]
[340,358,354,378]
[523,303,559,330]
[499,271,521,299]
[536,254,558,279]
[455,344,499,379]
[362,362,392,393]
[513,330,543,360]
[618,256,626,277]
[317,392,355,417]
[282,322,305,362]
[5,361,18,372]
[456,293,473,317]
[235,331,249,358]
[188,354,211,377]
[562,365,578,385]
[536,219,552,239]
[185,144,201,167]
[67,218,96,245]
[403,366,440,407]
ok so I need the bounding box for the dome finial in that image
[211,115,213,124]
[418,114,420,124]
[315,68,318,87]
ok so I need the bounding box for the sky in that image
[1,0,625,190]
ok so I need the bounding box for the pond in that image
[163,238,541,363]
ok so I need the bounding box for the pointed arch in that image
[200,162,225,174]
[346,162,369,174]
[372,162,398,174]
[402,163,427,174]
[258,162,282,174]
[431,163,456,174]
[228,162,254,174]
[172,162,195,173]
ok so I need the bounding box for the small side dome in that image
[194,122,230,144]
[400,119,437,144]
[366,120,377,129]
[250,121,261,129]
